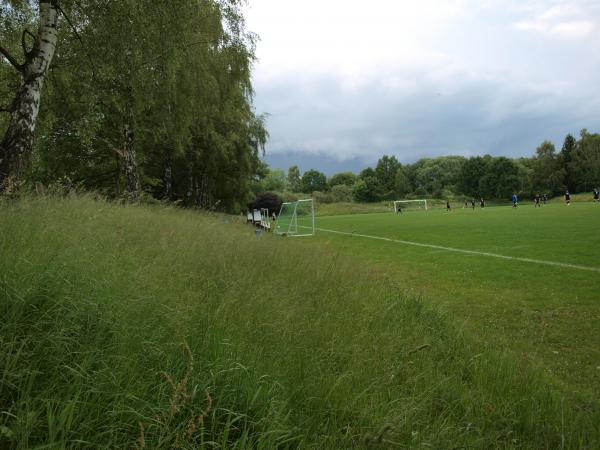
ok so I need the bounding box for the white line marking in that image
[314,227,600,273]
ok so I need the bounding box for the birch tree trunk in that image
[121,125,140,200]
[0,0,59,190]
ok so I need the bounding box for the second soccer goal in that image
[393,199,428,212]
[275,199,315,236]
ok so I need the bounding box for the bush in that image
[250,191,282,212]
[331,184,353,202]
[312,191,334,204]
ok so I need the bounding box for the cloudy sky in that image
[244,0,600,174]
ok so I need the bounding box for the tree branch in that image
[55,3,97,77]
[0,45,23,72]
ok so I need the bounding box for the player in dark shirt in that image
[480,197,485,208]
[534,194,541,207]
[593,188,599,203]
[542,194,547,204]
[446,200,451,212]
[470,198,475,210]
[565,190,571,205]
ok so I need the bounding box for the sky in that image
[244,0,600,174]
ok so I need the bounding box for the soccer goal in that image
[275,199,315,236]
[394,199,428,213]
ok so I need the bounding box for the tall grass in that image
[1,195,598,448]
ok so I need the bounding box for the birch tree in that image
[0,0,59,190]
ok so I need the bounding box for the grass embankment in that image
[1,196,598,448]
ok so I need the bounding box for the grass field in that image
[1,196,599,448]
[308,202,600,400]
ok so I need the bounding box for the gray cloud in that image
[248,0,600,172]
[255,71,597,168]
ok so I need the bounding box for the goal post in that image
[394,199,428,212]
[275,199,315,236]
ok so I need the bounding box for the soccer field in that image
[307,203,600,399]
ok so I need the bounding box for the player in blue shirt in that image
[512,193,518,208]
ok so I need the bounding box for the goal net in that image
[275,199,315,236]
[394,199,428,213]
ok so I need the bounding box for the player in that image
[446,200,451,212]
[512,193,518,208]
[542,194,547,205]
[464,200,468,209]
[470,198,475,210]
[564,190,571,205]
[534,194,541,207]
[396,204,402,214]
[593,188,599,203]
[480,197,485,208]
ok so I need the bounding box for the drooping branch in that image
[0,45,23,72]
[55,3,97,77]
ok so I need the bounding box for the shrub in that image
[250,191,282,212]
[331,184,353,202]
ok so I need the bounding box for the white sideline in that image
[313,227,600,273]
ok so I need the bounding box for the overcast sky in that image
[244,0,600,174]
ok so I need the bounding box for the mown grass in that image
[313,204,600,405]
[1,195,598,448]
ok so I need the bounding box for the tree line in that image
[253,130,600,203]
[1,0,266,212]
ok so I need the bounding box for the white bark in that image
[0,1,59,189]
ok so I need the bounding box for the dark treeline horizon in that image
[256,129,600,203]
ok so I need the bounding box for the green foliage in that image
[262,168,287,192]
[300,168,327,193]
[286,165,301,192]
[2,0,267,211]
[328,171,357,188]
[561,133,576,190]
[478,157,520,199]
[569,130,600,192]
[411,156,465,197]
[394,167,411,198]
[374,155,401,198]
[330,183,353,202]
[352,176,382,202]
[530,141,565,195]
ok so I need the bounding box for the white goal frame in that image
[275,199,315,237]
[394,199,428,212]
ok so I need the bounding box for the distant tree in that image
[352,176,382,202]
[394,167,411,197]
[251,191,282,213]
[529,141,565,195]
[300,169,327,193]
[263,168,287,192]
[560,134,576,190]
[375,155,401,198]
[569,130,600,192]
[411,156,465,197]
[359,167,376,179]
[329,171,357,188]
[457,156,490,196]
[287,165,301,192]
[479,157,520,199]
